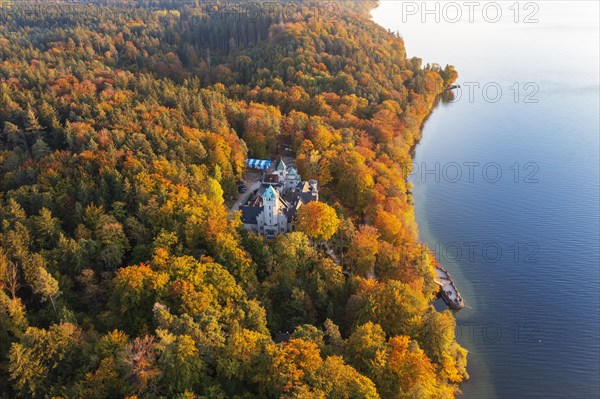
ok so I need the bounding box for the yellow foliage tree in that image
[295,202,340,242]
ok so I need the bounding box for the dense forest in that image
[0,1,464,397]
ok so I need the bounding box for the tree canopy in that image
[296,201,340,241]
[0,1,464,397]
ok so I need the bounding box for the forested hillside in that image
[0,1,464,397]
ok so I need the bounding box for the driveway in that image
[282,156,296,168]
[231,179,262,212]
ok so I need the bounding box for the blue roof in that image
[246,159,272,170]
[264,185,277,199]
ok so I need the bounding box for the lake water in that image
[372,1,600,398]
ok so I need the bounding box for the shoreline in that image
[368,0,477,393]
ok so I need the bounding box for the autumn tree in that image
[295,202,340,242]
[347,225,380,277]
[8,323,84,398]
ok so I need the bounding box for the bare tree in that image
[5,261,21,299]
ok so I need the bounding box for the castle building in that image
[240,159,318,238]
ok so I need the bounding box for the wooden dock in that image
[434,266,464,310]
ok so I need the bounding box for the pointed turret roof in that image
[277,158,286,171]
[264,185,277,199]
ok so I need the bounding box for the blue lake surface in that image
[372,2,600,398]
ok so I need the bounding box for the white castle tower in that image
[263,185,278,228]
[260,185,287,237]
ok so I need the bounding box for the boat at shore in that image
[434,266,464,310]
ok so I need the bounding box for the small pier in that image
[445,84,461,91]
[434,266,464,310]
